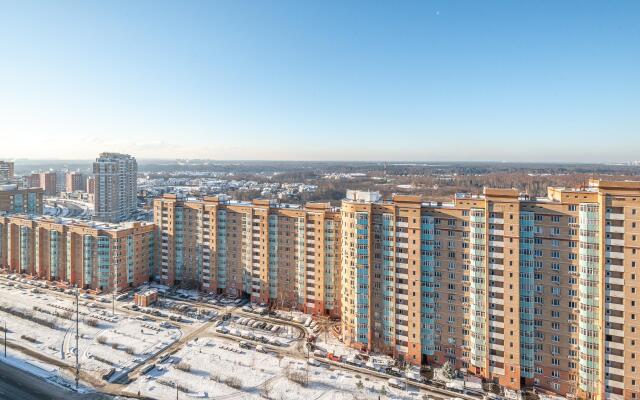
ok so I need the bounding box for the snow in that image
[539,394,567,400]
[432,366,483,393]
[1,277,482,400]
[127,336,424,400]
[0,279,182,385]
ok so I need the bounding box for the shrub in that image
[442,360,457,380]
[85,319,99,327]
[224,376,242,389]
[175,361,191,372]
[97,336,107,344]
[21,334,38,343]
[125,346,135,355]
[288,371,309,387]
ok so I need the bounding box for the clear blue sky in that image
[1,1,638,161]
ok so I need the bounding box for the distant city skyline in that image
[1,1,639,162]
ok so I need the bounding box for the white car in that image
[387,378,406,390]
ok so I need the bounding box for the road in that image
[0,360,113,400]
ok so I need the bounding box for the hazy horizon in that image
[2,1,639,162]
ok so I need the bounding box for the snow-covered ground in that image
[128,336,424,400]
[433,367,483,393]
[0,279,182,384]
[1,277,482,400]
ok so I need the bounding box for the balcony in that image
[605,353,625,364]
[606,238,625,246]
[489,354,504,363]
[605,212,625,221]
[607,264,625,273]
[605,276,624,286]
[605,327,624,337]
[604,379,624,390]
[607,302,624,311]
[605,226,624,234]
[488,366,505,375]
[605,315,624,324]
[605,289,624,298]
[606,251,624,259]
[604,366,625,376]
[607,341,625,350]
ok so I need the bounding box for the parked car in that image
[387,378,406,390]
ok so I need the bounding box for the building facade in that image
[93,152,137,223]
[0,215,154,292]
[65,171,86,192]
[0,185,43,214]
[0,180,638,399]
[0,161,14,182]
[26,173,40,189]
[153,194,342,317]
[87,176,96,194]
[39,172,58,196]
[339,181,640,400]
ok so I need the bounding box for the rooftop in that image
[2,213,153,231]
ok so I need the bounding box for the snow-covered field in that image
[128,336,423,400]
[0,279,182,383]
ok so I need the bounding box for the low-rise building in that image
[0,215,154,292]
[0,184,43,214]
[134,289,158,307]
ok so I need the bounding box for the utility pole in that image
[75,285,79,390]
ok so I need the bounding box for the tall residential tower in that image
[93,152,137,223]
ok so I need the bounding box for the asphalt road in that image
[0,361,114,400]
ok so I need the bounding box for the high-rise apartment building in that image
[1,179,638,399]
[0,185,43,214]
[0,161,14,182]
[339,181,640,400]
[0,215,154,292]
[154,194,342,317]
[86,176,96,194]
[26,173,40,189]
[93,153,137,223]
[65,171,86,192]
[39,172,58,196]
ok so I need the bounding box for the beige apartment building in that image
[153,194,342,317]
[1,179,638,399]
[0,215,154,292]
[93,152,137,223]
[339,181,640,400]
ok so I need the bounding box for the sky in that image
[0,1,639,162]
